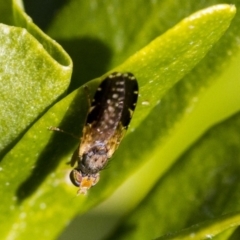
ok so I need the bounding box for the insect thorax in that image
[79,143,109,174]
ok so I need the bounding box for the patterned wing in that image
[81,72,138,151]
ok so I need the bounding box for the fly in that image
[51,72,138,194]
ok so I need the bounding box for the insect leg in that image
[83,85,92,109]
[48,126,79,139]
[70,147,80,167]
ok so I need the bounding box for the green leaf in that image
[109,111,240,239]
[157,211,240,240]
[0,1,72,155]
[0,1,240,240]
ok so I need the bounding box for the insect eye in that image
[69,169,82,187]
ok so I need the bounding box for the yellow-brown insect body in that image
[70,72,138,194]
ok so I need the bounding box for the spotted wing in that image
[80,72,138,154]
